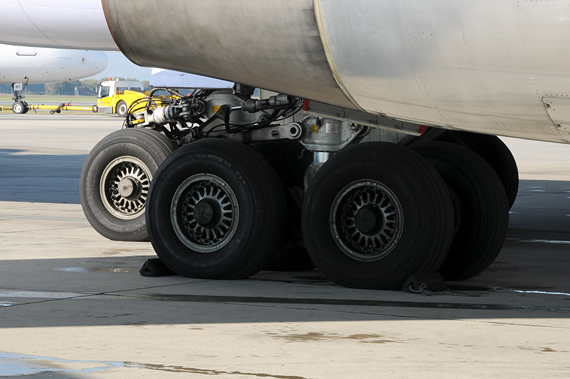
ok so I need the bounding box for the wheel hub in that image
[172,174,239,253]
[118,177,138,199]
[331,180,404,261]
[353,205,383,235]
[193,199,220,227]
[100,156,152,220]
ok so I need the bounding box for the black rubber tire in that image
[411,142,509,281]
[302,142,454,290]
[80,128,177,241]
[146,139,287,279]
[252,140,315,272]
[116,101,128,117]
[12,102,27,114]
[436,131,519,209]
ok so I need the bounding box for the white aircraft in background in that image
[0,44,108,114]
[3,0,570,291]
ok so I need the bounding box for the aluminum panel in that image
[0,0,116,50]
[103,0,354,108]
[317,0,570,142]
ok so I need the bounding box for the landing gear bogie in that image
[79,86,514,289]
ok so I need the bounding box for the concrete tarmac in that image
[1,113,570,378]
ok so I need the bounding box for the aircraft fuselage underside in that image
[102,0,570,144]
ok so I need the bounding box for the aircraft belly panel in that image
[542,97,570,142]
[102,0,354,109]
[316,0,570,142]
[103,0,570,142]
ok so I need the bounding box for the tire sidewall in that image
[147,148,268,277]
[411,142,509,280]
[303,153,439,288]
[13,102,24,114]
[116,101,127,117]
[80,131,168,240]
[439,131,518,208]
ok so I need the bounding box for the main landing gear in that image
[80,89,513,289]
[143,138,509,289]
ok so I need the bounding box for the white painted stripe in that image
[507,238,570,245]
[0,214,86,221]
[500,289,570,297]
[0,290,94,299]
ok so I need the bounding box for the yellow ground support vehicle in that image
[97,80,147,116]
[97,80,178,118]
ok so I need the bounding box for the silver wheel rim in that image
[171,174,239,253]
[100,156,152,220]
[13,104,22,113]
[330,180,404,261]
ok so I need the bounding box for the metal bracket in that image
[302,100,423,136]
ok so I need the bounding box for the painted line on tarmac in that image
[0,290,91,299]
[0,290,112,306]
[0,214,86,222]
[0,352,122,377]
[498,289,570,297]
[507,238,570,245]
[0,352,307,379]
